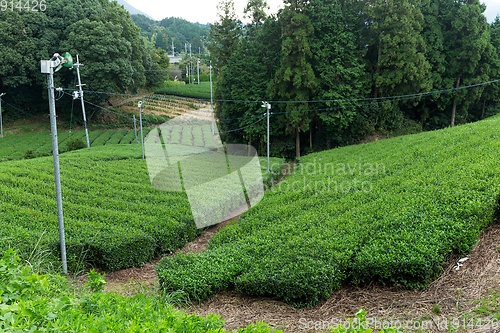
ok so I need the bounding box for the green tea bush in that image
[155,82,211,99]
[0,144,284,272]
[157,116,500,307]
[66,137,87,151]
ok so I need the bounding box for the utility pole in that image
[261,101,271,172]
[197,58,200,85]
[138,101,145,159]
[0,93,4,138]
[172,41,175,56]
[72,55,90,148]
[133,114,138,143]
[210,61,214,135]
[41,53,72,274]
[189,44,192,84]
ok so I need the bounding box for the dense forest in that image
[131,14,210,54]
[212,0,500,158]
[0,0,168,121]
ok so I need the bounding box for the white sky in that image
[125,0,281,23]
[126,0,500,25]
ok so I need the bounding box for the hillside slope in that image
[157,115,500,308]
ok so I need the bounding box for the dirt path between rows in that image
[73,168,500,332]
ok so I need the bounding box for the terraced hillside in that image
[157,115,500,308]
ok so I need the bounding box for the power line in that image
[61,76,500,105]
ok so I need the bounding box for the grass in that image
[0,128,149,162]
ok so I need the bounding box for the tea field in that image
[157,115,500,308]
[0,144,284,271]
[0,128,153,162]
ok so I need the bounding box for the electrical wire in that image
[60,76,500,105]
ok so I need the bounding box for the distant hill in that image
[114,0,154,20]
[131,14,209,54]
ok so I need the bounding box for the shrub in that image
[157,115,500,307]
[66,137,87,151]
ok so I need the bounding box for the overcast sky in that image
[125,0,500,24]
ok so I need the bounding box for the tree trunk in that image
[296,127,300,158]
[482,100,486,119]
[374,45,381,99]
[310,129,312,150]
[451,77,461,127]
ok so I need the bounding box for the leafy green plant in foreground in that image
[86,269,107,293]
[0,249,281,332]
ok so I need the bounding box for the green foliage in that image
[211,0,500,155]
[270,0,318,158]
[0,142,283,271]
[0,128,156,162]
[155,81,211,99]
[158,81,186,87]
[0,249,280,332]
[157,115,500,307]
[66,137,87,152]
[85,269,106,293]
[0,0,166,120]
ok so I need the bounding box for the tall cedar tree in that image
[308,0,370,147]
[209,0,242,121]
[218,1,282,153]
[270,0,318,158]
[366,0,431,117]
[440,0,490,127]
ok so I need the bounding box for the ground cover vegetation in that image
[156,113,500,308]
[0,143,283,272]
[0,249,280,332]
[211,0,500,158]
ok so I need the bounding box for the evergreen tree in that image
[441,0,490,127]
[365,0,431,111]
[209,0,242,121]
[270,0,318,158]
[308,0,370,147]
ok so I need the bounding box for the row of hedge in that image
[157,115,500,308]
[0,144,284,271]
[0,128,154,162]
